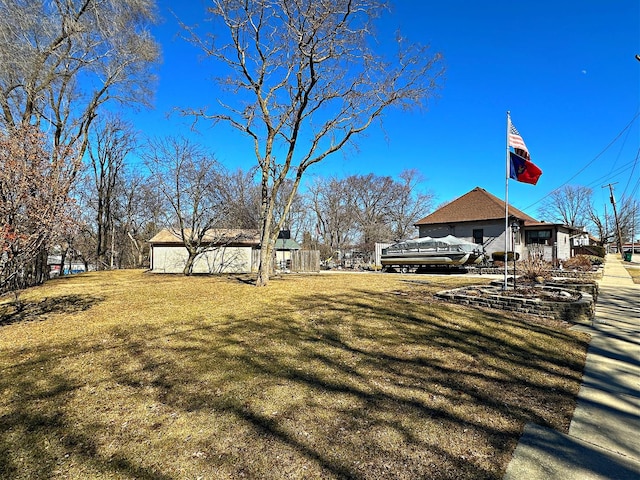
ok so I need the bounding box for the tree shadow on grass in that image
[89,285,588,479]
[0,278,590,479]
[0,294,103,327]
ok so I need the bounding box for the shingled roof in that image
[414,187,538,226]
[149,228,260,246]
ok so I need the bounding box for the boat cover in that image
[383,235,481,255]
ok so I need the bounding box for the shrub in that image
[520,247,552,281]
[587,255,604,266]
[574,245,605,258]
[563,255,598,271]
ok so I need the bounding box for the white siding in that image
[151,245,254,273]
[556,230,572,261]
[523,245,554,262]
[275,249,291,269]
[374,243,393,268]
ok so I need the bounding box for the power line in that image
[583,150,640,191]
[608,114,636,175]
[523,111,640,211]
[621,146,640,199]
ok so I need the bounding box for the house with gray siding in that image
[414,187,584,263]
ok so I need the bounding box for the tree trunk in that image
[96,194,105,269]
[256,190,276,287]
[256,230,274,287]
[59,248,67,276]
[127,232,143,268]
[183,250,197,276]
[32,246,48,286]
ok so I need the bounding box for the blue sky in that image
[128,0,640,219]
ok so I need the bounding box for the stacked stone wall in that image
[435,287,594,324]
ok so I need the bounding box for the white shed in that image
[149,228,260,274]
[273,238,301,270]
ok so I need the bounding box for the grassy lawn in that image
[0,270,589,480]
[625,265,640,284]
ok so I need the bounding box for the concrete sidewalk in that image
[504,254,640,480]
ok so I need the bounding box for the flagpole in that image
[504,111,511,290]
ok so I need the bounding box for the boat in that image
[381,235,484,271]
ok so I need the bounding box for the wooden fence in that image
[251,249,320,273]
[290,250,320,272]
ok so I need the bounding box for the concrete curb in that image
[503,423,640,480]
[503,254,640,479]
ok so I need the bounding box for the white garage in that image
[149,228,260,274]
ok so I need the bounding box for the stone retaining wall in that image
[435,286,594,324]
[546,281,599,301]
[466,267,603,281]
[488,279,599,302]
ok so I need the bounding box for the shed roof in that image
[149,228,260,246]
[274,238,301,250]
[414,187,538,226]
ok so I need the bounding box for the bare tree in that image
[346,171,433,253]
[309,170,432,263]
[219,169,309,241]
[618,198,640,245]
[184,0,444,286]
[586,202,611,247]
[309,176,356,263]
[66,169,99,270]
[346,173,396,253]
[117,171,163,268]
[0,0,159,285]
[144,137,228,275]
[537,185,593,227]
[0,0,159,156]
[0,125,78,291]
[218,168,261,229]
[587,196,639,251]
[387,169,434,241]
[73,165,163,271]
[65,219,96,273]
[87,115,137,269]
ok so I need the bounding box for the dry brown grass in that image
[625,265,640,284]
[0,270,589,479]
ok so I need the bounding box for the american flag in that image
[509,122,530,160]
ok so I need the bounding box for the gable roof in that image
[274,238,301,250]
[149,228,260,246]
[414,187,538,226]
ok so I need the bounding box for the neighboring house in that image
[48,255,91,276]
[522,221,584,262]
[414,187,585,262]
[148,228,260,274]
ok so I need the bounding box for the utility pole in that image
[631,201,637,260]
[603,183,624,256]
[632,202,636,260]
[604,203,609,252]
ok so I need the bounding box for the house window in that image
[526,230,552,245]
[472,229,483,244]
